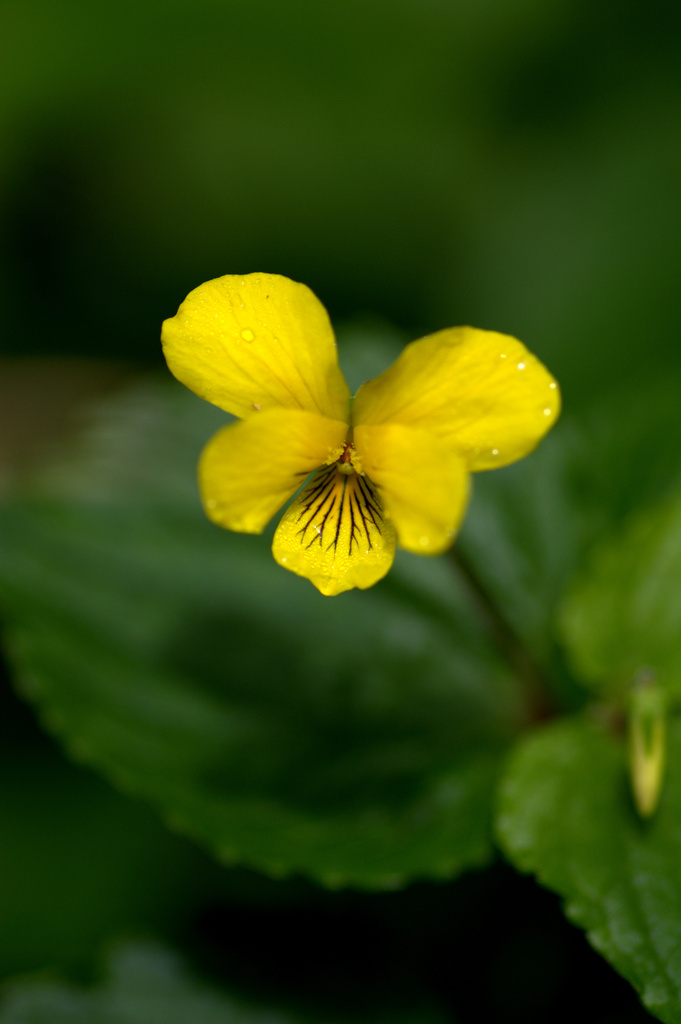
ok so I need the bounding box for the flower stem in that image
[449,546,556,725]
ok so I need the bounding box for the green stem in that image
[449,546,555,725]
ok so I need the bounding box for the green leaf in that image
[560,490,681,697]
[497,715,681,1024]
[0,377,521,889]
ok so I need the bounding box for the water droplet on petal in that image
[491,448,499,456]
[241,329,255,342]
[543,408,552,416]
[549,381,557,389]
[499,353,507,359]
[517,362,525,370]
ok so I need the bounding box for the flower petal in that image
[354,424,470,554]
[162,273,351,421]
[199,409,347,533]
[272,467,397,595]
[352,327,560,471]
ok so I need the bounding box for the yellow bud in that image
[628,670,666,819]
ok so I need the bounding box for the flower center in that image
[329,439,363,476]
[338,442,353,464]
[337,441,356,475]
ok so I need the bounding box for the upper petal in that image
[354,423,470,555]
[272,466,397,596]
[199,408,348,534]
[162,273,351,421]
[352,327,560,471]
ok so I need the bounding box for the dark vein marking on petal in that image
[297,489,335,544]
[305,494,337,549]
[351,487,373,550]
[296,474,335,524]
[356,475,383,534]
[292,467,387,559]
[328,475,348,554]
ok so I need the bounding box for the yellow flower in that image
[161,273,560,596]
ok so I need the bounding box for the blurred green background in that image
[4,0,681,402]
[2,1,681,1021]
